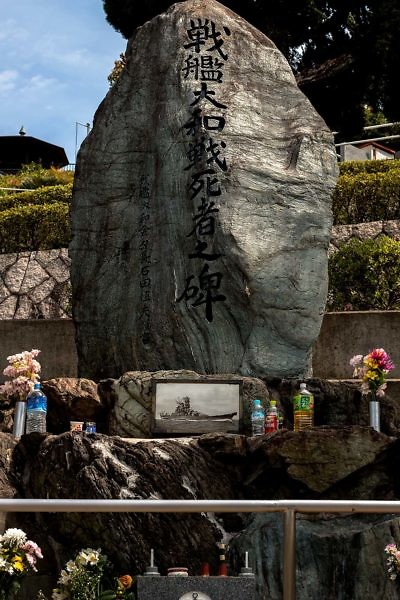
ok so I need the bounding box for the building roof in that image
[0,135,69,172]
[354,140,396,155]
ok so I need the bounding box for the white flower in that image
[1,528,27,546]
[58,569,72,586]
[52,588,69,600]
[76,548,100,566]
[65,560,77,572]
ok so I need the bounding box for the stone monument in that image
[70,0,338,380]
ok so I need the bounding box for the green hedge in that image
[333,170,400,224]
[0,183,72,211]
[327,236,400,311]
[333,159,400,225]
[339,158,400,176]
[0,203,71,253]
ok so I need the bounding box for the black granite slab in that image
[136,575,256,599]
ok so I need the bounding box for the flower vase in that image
[369,393,380,432]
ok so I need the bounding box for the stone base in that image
[136,575,256,600]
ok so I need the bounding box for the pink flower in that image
[350,355,363,368]
[368,348,395,372]
[376,383,387,398]
[23,540,43,559]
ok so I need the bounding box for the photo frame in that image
[151,379,243,435]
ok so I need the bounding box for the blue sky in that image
[0,0,126,164]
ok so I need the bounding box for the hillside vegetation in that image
[0,164,72,253]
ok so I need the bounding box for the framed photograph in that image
[151,379,242,435]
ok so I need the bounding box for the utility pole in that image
[74,121,91,163]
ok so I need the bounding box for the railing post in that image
[283,508,296,600]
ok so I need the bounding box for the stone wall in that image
[329,219,400,254]
[0,221,398,321]
[0,249,71,319]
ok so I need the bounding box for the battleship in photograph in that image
[155,396,239,434]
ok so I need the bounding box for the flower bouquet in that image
[385,543,400,580]
[0,528,43,600]
[350,347,395,431]
[52,548,135,600]
[0,349,41,436]
[0,349,41,402]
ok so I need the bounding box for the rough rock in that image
[4,429,400,598]
[43,378,107,434]
[229,513,400,600]
[16,432,241,578]
[245,426,399,498]
[70,0,338,381]
[0,433,18,532]
[103,369,269,437]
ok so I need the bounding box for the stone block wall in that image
[0,249,71,319]
[329,219,400,255]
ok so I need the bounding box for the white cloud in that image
[23,74,59,92]
[0,70,18,94]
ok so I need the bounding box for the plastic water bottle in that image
[264,400,278,433]
[251,399,265,437]
[293,382,314,431]
[25,382,47,434]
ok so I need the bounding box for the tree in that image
[102,0,400,140]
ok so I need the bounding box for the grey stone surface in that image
[70,0,338,381]
[0,249,71,319]
[229,513,400,600]
[136,576,256,599]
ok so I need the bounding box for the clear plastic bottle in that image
[264,400,278,433]
[25,382,47,434]
[293,382,314,431]
[251,399,265,437]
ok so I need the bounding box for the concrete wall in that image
[0,312,399,382]
[312,311,400,379]
[0,320,77,382]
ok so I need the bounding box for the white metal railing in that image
[1,498,400,600]
[0,187,35,192]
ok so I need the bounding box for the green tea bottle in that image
[293,382,314,431]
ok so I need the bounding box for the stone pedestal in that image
[136,575,256,599]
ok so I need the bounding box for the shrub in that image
[327,236,400,311]
[0,183,72,211]
[333,169,400,224]
[0,203,71,253]
[0,162,74,190]
[339,158,400,176]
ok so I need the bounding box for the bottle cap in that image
[34,382,41,389]
[270,400,276,406]
[300,383,307,390]
[253,399,261,407]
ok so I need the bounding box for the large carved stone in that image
[70,0,338,380]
